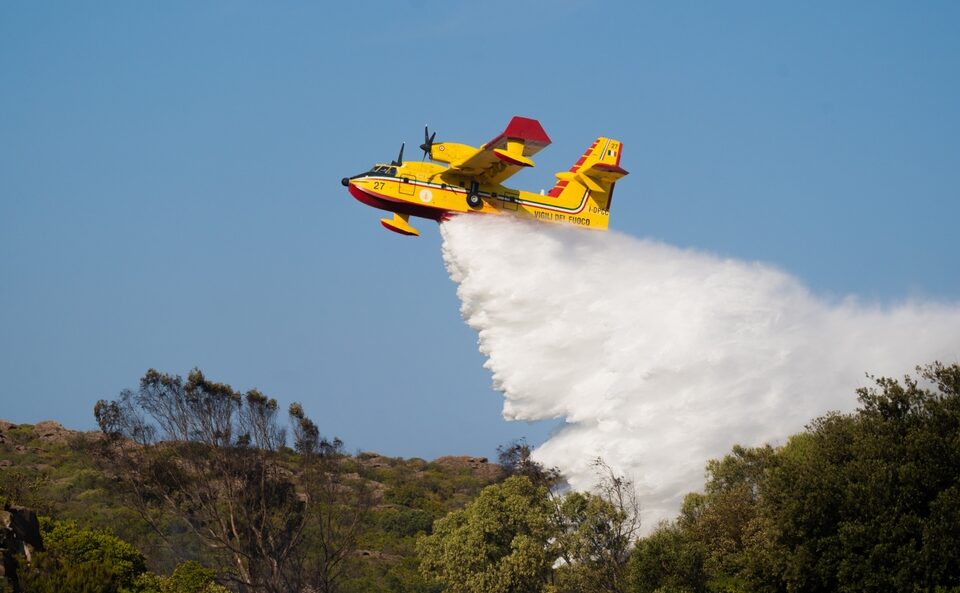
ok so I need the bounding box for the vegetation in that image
[417,476,555,593]
[1,369,501,593]
[2,362,959,592]
[16,517,226,593]
[552,460,641,593]
[629,361,960,593]
[417,459,641,593]
[93,369,356,593]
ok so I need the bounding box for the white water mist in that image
[441,214,960,530]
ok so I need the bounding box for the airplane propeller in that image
[391,142,404,166]
[420,126,437,159]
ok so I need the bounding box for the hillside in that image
[3,361,959,593]
[0,419,504,592]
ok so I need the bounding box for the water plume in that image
[440,214,960,529]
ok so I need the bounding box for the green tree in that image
[132,561,230,593]
[417,476,555,593]
[553,460,640,593]
[628,523,706,593]
[762,362,960,592]
[628,444,778,593]
[678,445,780,592]
[628,362,960,593]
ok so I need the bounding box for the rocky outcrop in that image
[0,419,96,448]
[357,452,392,469]
[0,504,44,590]
[432,455,502,480]
[32,421,73,444]
[0,421,14,445]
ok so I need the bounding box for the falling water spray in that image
[441,214,960,529]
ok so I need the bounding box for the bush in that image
[18,518,147,593]
[379,509,434,537]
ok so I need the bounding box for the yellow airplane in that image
[340,116,628,236]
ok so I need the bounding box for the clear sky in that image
[2,1,958,460]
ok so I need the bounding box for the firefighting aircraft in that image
[340,116,627,236]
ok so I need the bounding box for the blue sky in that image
[2,1,958,460]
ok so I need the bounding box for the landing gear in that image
[466,181,482,209]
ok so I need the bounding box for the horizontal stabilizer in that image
[556,170,604,193]
[582,161,629,181]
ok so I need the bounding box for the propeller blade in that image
[420,126,437,158]
[392,142,405,166]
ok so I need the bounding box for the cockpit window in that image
[368,165,398,176]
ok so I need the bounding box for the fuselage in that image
[341,160,606,229]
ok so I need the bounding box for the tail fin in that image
[547,138,627,229]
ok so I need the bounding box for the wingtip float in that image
[341,116,628,237]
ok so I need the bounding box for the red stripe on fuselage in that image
[547,140,600,195]
[347,184,447,221]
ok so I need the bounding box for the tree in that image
[628,523,706,593]
[761,362,960,593]
[289,411,372,593]
[496,439,561,489]
[628,362,960,593]
[93,368,367,593]
[133,560,230,593]
[627,445,779,593]
[416,476,555,593]
[552,459,641,593]
[419,460,642,593]
[677,445,780,593]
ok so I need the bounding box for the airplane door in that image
[500,190,519,210]
[399,175,417,196]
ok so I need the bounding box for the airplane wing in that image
[443,116,552,185]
